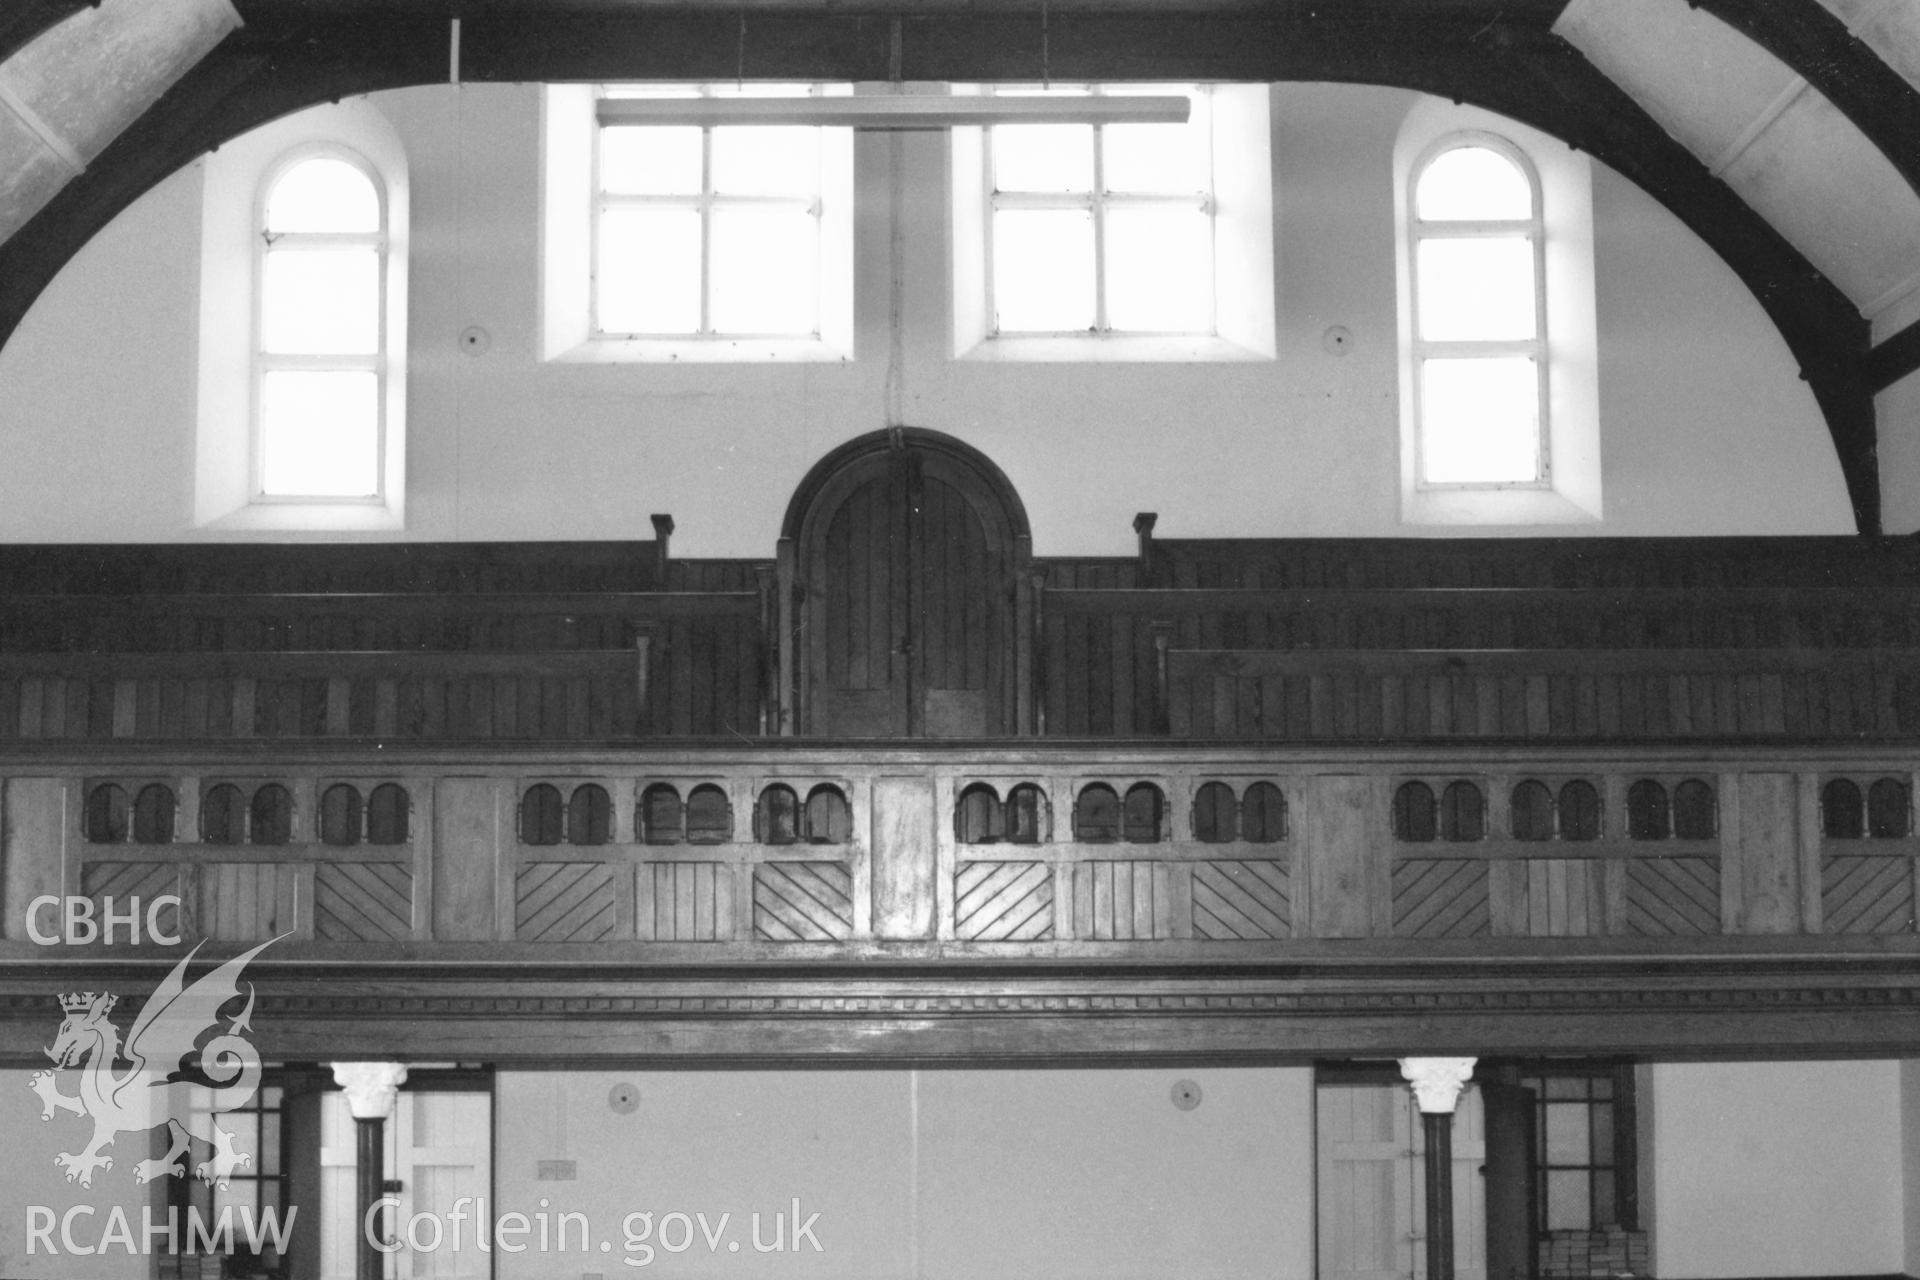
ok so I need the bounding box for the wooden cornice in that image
[0,4,1882,530]
[5,943,1920,1062]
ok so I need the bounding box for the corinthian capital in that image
[331,1061,409,1120]
[1397,1056,1477,1114]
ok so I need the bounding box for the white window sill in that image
[1402,485,1601,526]
[545,335,853,364]
[956,333,1273,363]
[196,500,406,533]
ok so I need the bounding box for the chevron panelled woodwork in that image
[1821,854,1916,934]
[753,861,853,941]
[81,860,186,937]
[512,861,613,943]
[641,861,735,942]
[955,860,1055,941]
[315,861,413,941]
[1190,859,1290,940]
[1393,858,1491,938]
[1624,856,1721,935]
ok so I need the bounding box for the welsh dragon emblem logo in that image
[28,938,275,1189]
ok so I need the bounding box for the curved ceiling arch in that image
[0,1,1909,532]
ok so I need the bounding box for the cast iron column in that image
[1399,1057,1477,1280]
[331,1062,409,1280]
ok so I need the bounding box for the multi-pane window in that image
[594,84,846,340]
[1520,1064,1636,1234]
[168,1081,287,1270]
[985,85,1216,336]
[1409,136,1548,488]
[256,152,387,499]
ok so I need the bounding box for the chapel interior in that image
[2,2,1920,1279]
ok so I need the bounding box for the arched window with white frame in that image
[1408,133,1547,490]
[255,148,388,501]
[1393,100,1599,526]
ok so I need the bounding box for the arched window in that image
[1074,784,1120,843]
[1627,780,1671,841]
[521,783,565,846]
[201,784,245,845]
[319,783,363,846]
[641,784,684,844]
[1673,779,1716,841]
[132,784,176,844]
[84,783,130,843]
[1408,137,1546,491]
[1439,781,1484,843]
[197,103,408,530]
[1822,779,1864,839]
[1193,782,1237,843]
[367,784,410,845]
[256,151,389,501]
[1006,784,1048,845]
[957,784,1004,844]
[1123,783,1165,843]
[687,785,732,844]
[1868,778,1912,839]
[1557,780,1601,842]
[1394,102,1598,527]
[1510,780,1554,841]
[756,784,800,845]
[804,785,851,844]
[1241,782,1286,844]
[1394,781,1437,843]
[567,784,612,846]
[250,784,294,846]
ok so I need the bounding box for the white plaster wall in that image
[1652,1060,1905,1278]
[1905,1059,1920,1276]
[492,1066,1313,1280]
[0,1068,156,1280]
[0,81,1855,552]
[0,162,202,540]
[1884,373,1920,533]
[1873,285,1920,534]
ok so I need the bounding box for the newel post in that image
[1133,511,1157,581]
[650,513,675,584]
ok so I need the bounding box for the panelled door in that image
[1317,1083,1488,1280]
[793,431,1024,737]
[320,1092,491,1280]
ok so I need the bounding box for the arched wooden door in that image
[782,429,1029,737]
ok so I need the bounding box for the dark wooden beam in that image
[0,0,91,66]
[1870,314,1920,393]
[1691,0,1920,205]
[0,4,1879,528]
